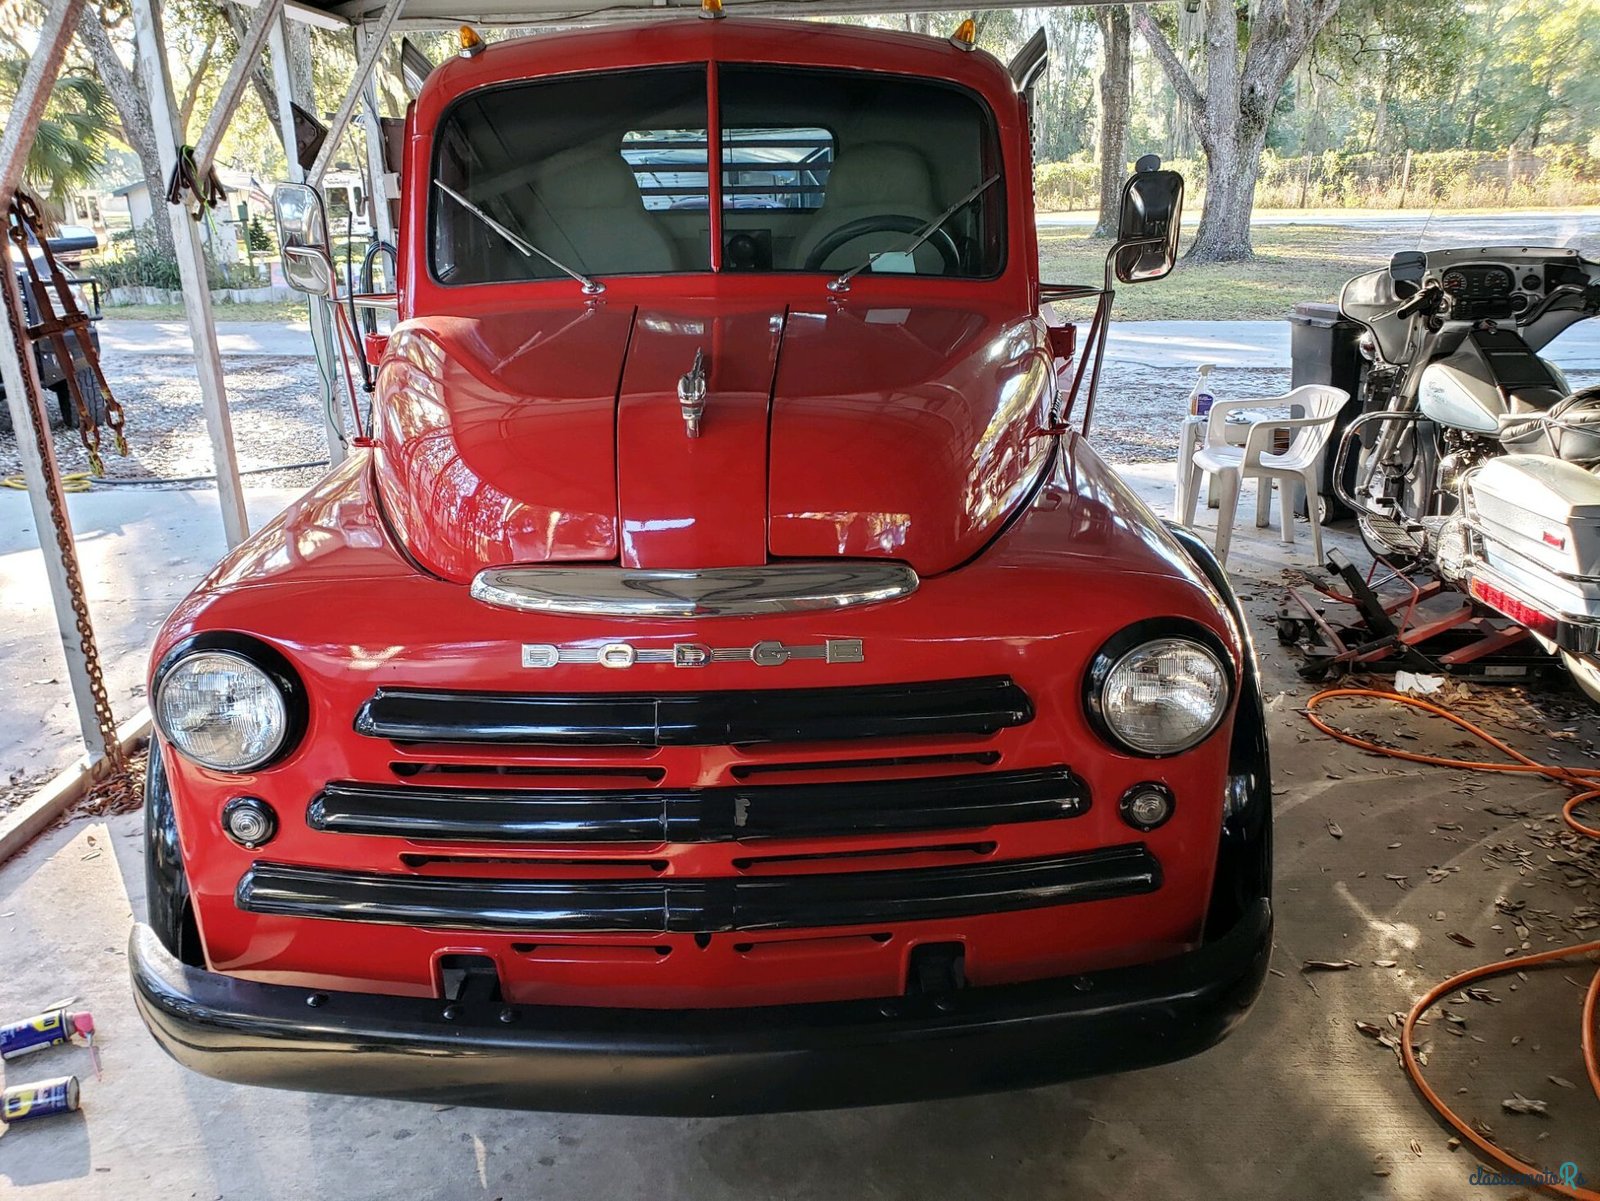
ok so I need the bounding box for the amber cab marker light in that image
[949,18,977,50]
[458,25,484,57]
[700,0,726,18]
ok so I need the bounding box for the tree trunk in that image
[1185,127,1267,262]
[177,31,219,142]
[1134,0,1341,264]
[77,6,174,259]
[1092,6,1131,238]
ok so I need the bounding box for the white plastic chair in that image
[1182,384,1349,566]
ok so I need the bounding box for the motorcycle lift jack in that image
[1275,550,1556,684]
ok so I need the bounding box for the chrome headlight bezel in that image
[152,634,307,772]
[1084,620,1234,758]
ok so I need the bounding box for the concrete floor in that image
[3,474,1597,1198]
[0,487,301,782]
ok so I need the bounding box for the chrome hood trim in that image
[470,563,919,618]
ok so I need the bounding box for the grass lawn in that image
[102,300,308,322]
[102,225,1385,325]
[1037,224,1390,320]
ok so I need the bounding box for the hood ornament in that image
[678,348,707,438]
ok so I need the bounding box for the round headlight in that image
[155,650,288,771]
[1095,635,1229,756]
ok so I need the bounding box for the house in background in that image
[109,168,274,264]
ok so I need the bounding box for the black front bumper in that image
[128,897,1271,1116]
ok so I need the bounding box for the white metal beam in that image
[309,0,407,186]
[129,0,251,548]
[357,23,398,246]
[194,0,287,178]
[0,0,108,757]
[270,11,350,464]
[268,10,306,183]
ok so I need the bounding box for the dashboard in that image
[1436,259,1593,320]
[1440,263,1532,317]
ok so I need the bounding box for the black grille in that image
[307,767,1088,844]
[353,676,1032,748]
[236,845,1160,934]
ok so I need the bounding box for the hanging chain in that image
[3,200,125,771]
[6,193,128,473]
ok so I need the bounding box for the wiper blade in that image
[828,173,1001,294]
[434,180,604,295]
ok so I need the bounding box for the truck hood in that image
[372,300,1053,584]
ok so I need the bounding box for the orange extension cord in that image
[1305,688,1600,1200]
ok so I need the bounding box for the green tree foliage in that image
[0,57,116,207]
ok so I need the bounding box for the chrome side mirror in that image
[272,183,334,298]
[1112,155,1184,284]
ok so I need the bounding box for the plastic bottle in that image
[1188,363,1216,417]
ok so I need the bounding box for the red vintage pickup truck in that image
[130,13,1272,1114]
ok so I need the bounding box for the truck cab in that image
[131,16,1272,1114]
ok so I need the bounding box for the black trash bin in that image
[1288,301,1366,522]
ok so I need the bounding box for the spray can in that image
[1188,363,1217,417]
[0,1008,94,1060]
[1,1076,80,1125]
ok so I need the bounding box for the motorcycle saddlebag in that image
[1470,455,1600,581]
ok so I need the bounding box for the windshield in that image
[429,65,1004,286]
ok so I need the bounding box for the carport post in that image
[268,10,349,467]
[357,23,397,246]
[0,0,114,758]
[193,0,287,180]
[308,1,407,189]
[128,0,251,550]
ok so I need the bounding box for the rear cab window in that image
[429,64,1004,285]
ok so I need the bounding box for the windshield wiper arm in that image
[827,173,1001,294]
[434,180,604,295]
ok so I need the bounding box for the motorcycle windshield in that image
[1341,212,1600,372]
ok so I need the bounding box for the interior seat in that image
[791,142,943,272]
[523,146,680,275]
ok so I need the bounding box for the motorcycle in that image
[1334,242,1600,701]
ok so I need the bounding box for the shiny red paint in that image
[157,439,1237,1007]
[151,18,1246,1017]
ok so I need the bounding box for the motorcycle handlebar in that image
[1395,283,1441,319]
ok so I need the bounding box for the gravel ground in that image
[1,354,333,491]
[3,356,1597,491]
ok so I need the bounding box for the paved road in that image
[98,319,313,358]
[1039,207,1600,246]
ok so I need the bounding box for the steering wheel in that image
[802,214,962,275]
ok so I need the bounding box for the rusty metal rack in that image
[1275,549,1556,683]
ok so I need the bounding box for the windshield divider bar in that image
[706,62,723,273]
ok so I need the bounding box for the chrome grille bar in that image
[470,563,918,618]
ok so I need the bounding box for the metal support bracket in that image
[309,0,408,187]
[129,0,251,547]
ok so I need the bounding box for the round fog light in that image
[1120,783,1174,832]
[222,796,277,848]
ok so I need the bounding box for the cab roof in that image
[415,18,1021,119]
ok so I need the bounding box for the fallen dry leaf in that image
[1501,1094,1549,1117]
[1448,932,1477,948]
[1302,958,1360,972]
